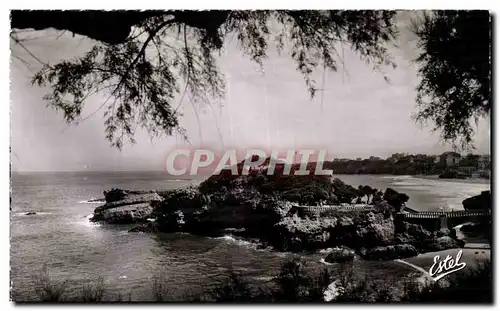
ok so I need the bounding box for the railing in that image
[294,204,490,219]
[404,209,490,219]
[296,204,373,216]
[299,204,373,213]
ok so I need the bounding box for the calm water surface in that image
[10,172,490,301]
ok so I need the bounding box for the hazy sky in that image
[10,11,490,171]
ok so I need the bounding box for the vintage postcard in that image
[9,8,492,303]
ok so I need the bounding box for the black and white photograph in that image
[9,5,493,303]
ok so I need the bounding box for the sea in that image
[10,172,491,301]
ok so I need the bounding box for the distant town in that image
[325,152,491,179]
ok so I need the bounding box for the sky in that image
[10,11,490,172]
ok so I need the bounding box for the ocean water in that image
[10,172,490,301]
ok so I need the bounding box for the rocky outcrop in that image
[101,190,162,207]
[94,161,469,258]
[198,159,348,206]
[129,221,159,233]
[92,203,154,224]
[439,171,466,179]
[461,192,492,244]
[270,214,338,252]
[91,190,163,224]
[147,159,388,242]
[393,220,465,252]
[436,228,451,238]
[263,208,395,252]
[462,191,491,211]
[394,221,433,244]
[459,222,482,233]
[151,186,207,232]
[361,244,418,260]
[422,236,465,252]
[94,192,163,213]
[354,211,395,247]
[325,247,355,263]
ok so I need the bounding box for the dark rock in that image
[129,221,158,233]
[423,236,465,252]
[96,192,163,213]
[103,188,129,203]
[153,186,230,233]
[362,244,418,261]
[152,183,296,237]
[436,228,451,238]
[266,206,395,252]
[200,199,294,237]
[324,247,355,263]
[394,233,410,244]
[354,212,395,247]
[103,188,158,203]
[91,203,154,224]
[268,214,337,252]
[449,228,457,238]
[462,191,491,211]
[92,190,163,224]
[394,222,433,249]
[460,223,483,233]
[25,212,36,215]
[373,201,395,218]
[439,171,464,179]
[404,222,432,240]
[87,197,105,203]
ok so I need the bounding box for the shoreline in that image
[413,174,491,185]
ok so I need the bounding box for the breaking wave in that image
[78,198,105,204]
[213,235,256,247]
[319,258,334,266]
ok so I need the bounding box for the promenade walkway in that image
[296,204,490,222]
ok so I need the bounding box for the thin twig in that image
[11,54,35,73]
[10,34,46,66]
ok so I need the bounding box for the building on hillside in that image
[333,158,351,163]
[387,153,407,163]
[436,152,462,167]
[390,153,406,161]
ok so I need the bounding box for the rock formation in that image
[462,191,491,211]
[91,189,162,224]
[324,247,355,263]
[361,244,418,260]
[99,159,467,260]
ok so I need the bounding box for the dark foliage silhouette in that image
[412,10,491,147]
[12,10,397,148]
